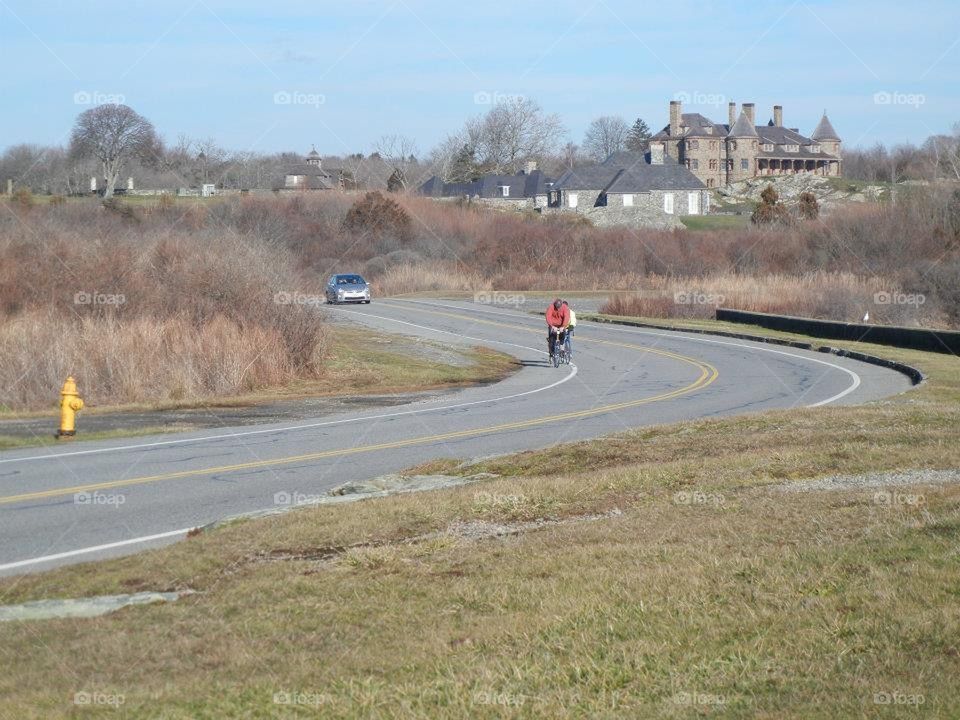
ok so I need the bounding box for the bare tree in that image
[374,134,419,190]
[583,115,629,161]
[69,104,160,198]
[464,98,565,174]
[559,142,582,171]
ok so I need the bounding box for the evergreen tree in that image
[625,118,652,152]
[448,144,479,182]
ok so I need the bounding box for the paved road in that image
[0,300,914,576]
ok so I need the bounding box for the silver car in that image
[325,273,372,304]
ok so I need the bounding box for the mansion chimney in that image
[525,160,538,174]
[773,105,783,127]
[649,142,665,165]
[742,102,756,127]
[728,101,737,128]
[669,100,681,136]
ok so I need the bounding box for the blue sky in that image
[1,1,958,155]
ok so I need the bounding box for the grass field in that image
[679,214,751,231]
[0,321,958,718]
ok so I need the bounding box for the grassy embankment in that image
[1,317,958,718]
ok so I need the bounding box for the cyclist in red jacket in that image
[545,298,570,359]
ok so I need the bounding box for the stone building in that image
[279,147,348,191]
[651,101,842,188]
[547,147,708,228]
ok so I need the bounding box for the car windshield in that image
[337,276,364,285]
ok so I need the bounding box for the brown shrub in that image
[343,191,413,245]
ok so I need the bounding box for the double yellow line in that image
[0,304,718,506]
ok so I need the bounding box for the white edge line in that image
[403,299,862,407]
[0,311,576,465]
[0,528,190,572]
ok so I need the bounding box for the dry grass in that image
[0,331,958,718]
[599,271,931,325]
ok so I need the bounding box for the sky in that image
[1,0,958,157]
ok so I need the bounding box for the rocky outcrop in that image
[713,175,885,212]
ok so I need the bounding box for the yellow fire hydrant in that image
[58,376,84,438]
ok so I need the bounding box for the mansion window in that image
[709,159,718,170]
[810,144,821,153]
[741,159,750,170]
[623,194,634,206]
[707,178,715,188]
[729,141,737,150]
[692,159,699,169]
[688,140,699,149]
[663,193,674,214]
[500,185,510,197]
[762,143,773,152]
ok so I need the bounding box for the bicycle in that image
[550,327,569,367]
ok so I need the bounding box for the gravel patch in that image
[777,468,960,493]
[0,590,194,622]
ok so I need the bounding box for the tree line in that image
[2,100,958,196]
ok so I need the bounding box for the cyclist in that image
[545,298,570,361]
[562,300,576,357]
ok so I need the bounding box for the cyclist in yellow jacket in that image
[562,300,576,358]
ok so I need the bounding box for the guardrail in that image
[715,308,960,356]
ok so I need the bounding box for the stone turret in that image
[726,111,758,183]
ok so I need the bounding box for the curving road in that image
[0,299,914,576]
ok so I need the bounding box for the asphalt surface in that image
[0,299,914,576]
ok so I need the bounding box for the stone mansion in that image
[650,100,842,188]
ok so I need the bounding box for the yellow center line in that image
[0,304,718,507]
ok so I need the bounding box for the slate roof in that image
[728,111,759,137]
[417,170,555,199]
[811,113,841,141]
[554,150,704,193]
[651,108,840,149]
[756,126,811,145]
